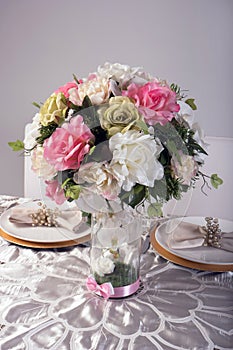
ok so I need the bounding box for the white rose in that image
[171,153,198,185]
[23,113,40,149]
[69,77,109,106]
[177,101,194,127]
[97,62,152,88]
[31,146,57,180]
[192,122,209,163]
[109,130,164,191]
[74,162,121,201]
[92,256,115,277]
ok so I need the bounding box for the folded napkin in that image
[167,221,233,253]
[9,207,84,233]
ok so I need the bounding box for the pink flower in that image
[55,82,78,98]
[45,179,66,205]
[123,82,180,125]
[43,115,94,171]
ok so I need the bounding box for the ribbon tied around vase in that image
[86,275,114,299]
[167,217,233,253]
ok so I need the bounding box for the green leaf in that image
[185,98,197,110]
[36,122,58,145]
[166,139,182,163]
[170,83,181,95]
[8,140,24,151]
[135,120,149,134]
[120,184,146,208]
[147,202,163,217]
[73,73,80,84]
[65,184,81,200]
[61,178,72,189]
[149,178,168,200]
[32,101,41,109]
[89,146,96,155]
[210,174,223,189]
[82,95,93,109]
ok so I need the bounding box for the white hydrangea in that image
[97,62,152,88]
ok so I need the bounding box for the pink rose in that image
[55,82,78,98]
[45,179,66,205]
[123,82,180,125]
[43,115,94,171]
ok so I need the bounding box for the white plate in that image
[0,202,90,243]
[156,216,233,265]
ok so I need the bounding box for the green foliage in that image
[36,122,58,145]
[135,120,149,134]
[120,184,146,208]
[166,139,182,163]
[210,174,223,189]
[65,184,81,200]
[72,73,81,84]
[147,202,163,217]
[149,178,168,201]
[94,261,137,287]
[32,101,41,109]
[171,119,208,157]
[61,176,81,200]
[8,140,24,151]
[82,212,92,226]
[154,122,187,155]
[185,98,197,110]
[170,83,181,95]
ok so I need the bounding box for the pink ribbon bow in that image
[86,275,114,299]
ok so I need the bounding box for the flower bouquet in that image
[9,62,222,297]
[9,62,222,215]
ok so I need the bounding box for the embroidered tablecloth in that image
[0,196,232,350]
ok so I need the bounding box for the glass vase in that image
[90,209,142,298]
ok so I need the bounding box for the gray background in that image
[0,0,232,196]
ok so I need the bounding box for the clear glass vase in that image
[90,209,142,298]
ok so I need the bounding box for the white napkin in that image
[167,221,233,252]
[9,207,83,232]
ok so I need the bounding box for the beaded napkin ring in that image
[30,202,60,227]
[202,217,222,248]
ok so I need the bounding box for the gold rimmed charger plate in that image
[150,226,233,272]
[0,227,91,249]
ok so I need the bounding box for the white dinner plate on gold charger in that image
[150,216,233,272]
[0,201,91,248]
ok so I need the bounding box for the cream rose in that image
[74,162,121,201]
[31,146,57,180]
[171,153,198,185]
[39,92,67,126]
[69,77,109,106]
[99,96,142,136]
[109,130,164,191]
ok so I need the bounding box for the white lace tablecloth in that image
[0,196,232,350]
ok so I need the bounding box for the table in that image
[0,196,232,350]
